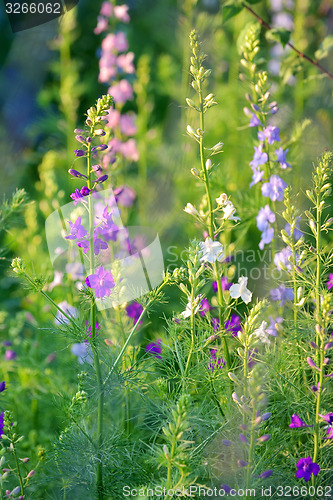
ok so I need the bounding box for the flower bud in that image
[27,470,35,478]
[205,159,212,170]
[74,149,85,157]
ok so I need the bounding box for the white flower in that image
[180,296,201,318]
[184,203,199,217]
[253,321,270,344]
[222,201,240,221]
[216,193,228,205]
[48,271,64,292]
[199,237,224,264]
[229,276,252,304]
[54,301,79,325]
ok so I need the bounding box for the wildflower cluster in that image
[241,23,291,251]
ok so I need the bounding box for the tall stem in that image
[87,136,104,499]
[198,84,231,369]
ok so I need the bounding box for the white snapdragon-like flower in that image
[222,201,240,221]
[199,237,224,264]
[180,296,201,318]
[184,203,199,217]
[229,276,252,304]
[253,321,271,344]
[216,193,228,205]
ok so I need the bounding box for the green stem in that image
[198,81,231,369]
[12,442,24,497]
[245,407,256,497]
[183,286,196,381]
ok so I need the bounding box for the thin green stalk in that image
[183,286,196,381]
[198,81,231,369]
[12,442,24,497]
[245,407,256,498]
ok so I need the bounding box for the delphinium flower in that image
[0,381,6,392]
[212,277,231,293]
[4,350,17,361]
[85,266,115,299]
[327,273,333,290]
[94,1,139,169]
[289,414,312,428]
[270,284,294,306]
[126,301,143,326]
[208,349,225,371]
[256,205,275,250]
[145,339,162,359]
[295,457,320,482]
[71,343,93,365]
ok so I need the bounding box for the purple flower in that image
[77,239,90,254]
[221,485,232,494]
[275,147,291,169]
[5,350,17,361]
[114,185,137,207]
[0,382,6,392]
[208,349,225,371]
[259,227,274,250]
[255,470,273,479]
[307,357,321,372]
[327,274,333,291]
[74,149,86,157]
[270,284,294,306]
[319,413,333,425]
[85,321,100,338]
[324,427,333,439]
[266,316,283,337]
[85,266,115,298]
[212,277,231,293]
[250,145,268,169]
[211,317,220,332]
[249,114,262,127]
[93,237,108,256]
[68,169,88,179]
[261,175,287,201]
[200,298,211,317]
[258,126,280,144]
[248,348,258,369]
[225,314,241,337]
[250,166,265,188]
[296,457,320,482]
[71,343,93,365]
[289,414,312,428]
[274,246,293,270]
[146,339,162,359]
[64,216,87,240]
[285,218,302,240]
[256,205,276,232]
[70,187,91,206]
[126,301,143,326]
[95,174,108,183]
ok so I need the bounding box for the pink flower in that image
[117,52,135,74]
[100,1,113,17]
[94,16,109,35]
[108,79,133,104]
[119,113,137,136]
[114,4,130,23]
[106,109,120,129]
[114,32,129,52]
[120,139,139,161]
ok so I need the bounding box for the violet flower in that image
[70,187,90,206]
[145,339,162,359]
[256,205,276,232]
[208,349,225,371]
[5,350,17,361]
[327,273,333,291]
[64,216,87,240]
[270,284,294,306]
[250,145,268,169]
[295,457,320,482]
[258,125,280,144]
[319,413,333,425]
[200,298,211,317]
[249,114,262,127]
[261,175,287,202]
[225,314,241,337]
[126,301,143,326]
[212,277,231,292]
[289,414,312,428]
[85,266,115,298]
[275,147,291,169]
[0,381,6,392]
